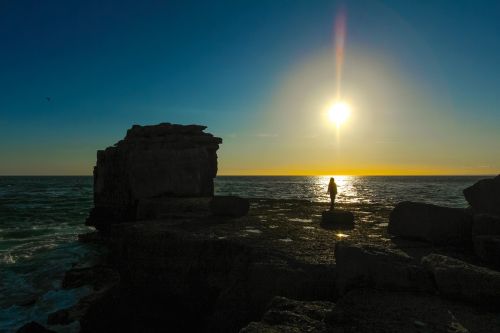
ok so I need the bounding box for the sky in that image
[1,0,499,175]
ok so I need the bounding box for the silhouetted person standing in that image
[327,177,337,211]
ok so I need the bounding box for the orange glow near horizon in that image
[217,168,496,176]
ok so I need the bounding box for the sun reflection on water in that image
[312,175,360,204]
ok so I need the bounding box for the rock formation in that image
[463,175,500,216]
[334,242,432,295]
[320,210,354,229]
[388,201,472,245]
[86,123,222,231]
[55,153,500,333]
[422,253,500,306]
[240,296,338,333]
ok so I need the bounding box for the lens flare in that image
[334,8,347,100]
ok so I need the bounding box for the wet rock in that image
[334,241,433,295]
[62,265,119,290]
[16,322,55,333]
[388,201,472,245]
[321,210,354,229]
[422,253,500,305]
[17,295,38,307]
[45,265,120,327]
[86,123,222,231]
[472,214,500,236]
[210,196,250,217]
[78,231,105,244]
[240,296,338,333]
[473,235,500,267]
[463,175,500,216]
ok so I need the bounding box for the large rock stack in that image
[86,123,222,231]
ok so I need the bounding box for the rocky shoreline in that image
[19,124,500,332]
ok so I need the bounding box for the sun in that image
[328,102,350,126]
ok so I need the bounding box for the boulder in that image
[239,296,338,333]
[210,196,250,217]
[473,235,500,267]
[421,253,500,305]
[463,175,500,216]
[472,213,500,236]
[388,201,472,245]
[321,210,354,228]
[334,242,433,295]
[86,123,222,231]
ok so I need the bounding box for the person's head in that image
[330,177,334,183]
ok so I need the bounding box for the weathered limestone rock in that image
[86,123,222,231]
[335,289,500,333]
[334,242,433,295]
[463,175,500,216]
[472,213,500,236]
[422,253,500,305]
[473,235,500,267]
[388,201,472,245]
[470,214,500,265]
[240,296,338,333]
[321,210,354,229]
[210,196,250,217]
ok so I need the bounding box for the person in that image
[327,177,337,211]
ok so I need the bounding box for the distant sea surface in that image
[0,175,487,331]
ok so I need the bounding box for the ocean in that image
[0,175,486,331]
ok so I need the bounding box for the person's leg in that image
[330,194,334,210]
[332,195,336,209]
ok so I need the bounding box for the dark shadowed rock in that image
[136,197,212,220]
[79,204,338,333]
[334,241,433,295]
[86,123,222,231]
[16,322,55,333]
[472,213,500,236]
[422,253,500,305]
[388,201,472,245]
[321,210,354,229]
[240,296,338,333]
[463,175,500,216]
[210,196,250,217]
[335,289,500,333]
[473,235,500,267]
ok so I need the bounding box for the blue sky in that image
[1,0,499,175]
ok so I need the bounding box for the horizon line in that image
[0,174,496,177]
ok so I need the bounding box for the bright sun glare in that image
[328,102,350,126]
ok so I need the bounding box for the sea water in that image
[0,177,97,332]
[0,175,487,331]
